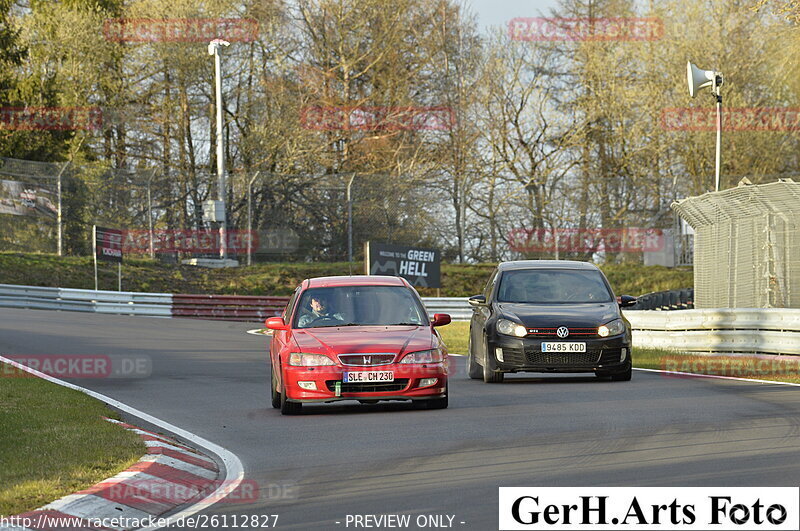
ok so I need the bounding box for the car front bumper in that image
[282,363,448,403]
[489,335,630,374]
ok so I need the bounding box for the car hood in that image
[291,325,433,358]
[497,302,619,328]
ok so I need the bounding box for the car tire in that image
[481,335,504,383]
[610,363,632,381]
[467,335,482,380]
[279,368,302,415]
[270,369,281,409]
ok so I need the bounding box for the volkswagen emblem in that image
[556,326,569,338]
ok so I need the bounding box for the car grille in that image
[499,347,622,367]
[338,354,396,366]
[325,379,409,393]
[525,349,600,366]
[525,327,598,339]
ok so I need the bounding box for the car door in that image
[470,267,498,364]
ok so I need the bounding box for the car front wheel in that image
[481,335,504,383]
[270,368,281,409]
[279,367,303,415]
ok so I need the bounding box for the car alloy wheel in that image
[482,334,504,383]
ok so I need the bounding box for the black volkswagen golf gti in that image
[467,260,637,383]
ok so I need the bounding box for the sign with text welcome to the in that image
[365,242,440,288]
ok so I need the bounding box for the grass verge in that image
[0,363,145,516]
[437,323,800,384]
[0,252,692,298]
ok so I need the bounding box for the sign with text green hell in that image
[366,242,440,288]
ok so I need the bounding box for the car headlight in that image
[288,353,335,366]
[496,318,527,338]
[400,349,444,364]
[598,319,626,337]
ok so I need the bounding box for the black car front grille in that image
[524,349,600,367]
[525,327,598,339]
[501,347,526,366]
[325,379,409,393]
[599,349,622,365]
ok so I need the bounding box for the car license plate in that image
[343,371,394,383]
[541,342,586,353]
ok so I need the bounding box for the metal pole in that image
[247,171,260,266]
[715,92,722,192]
[210,40,230,260]
[92,225,98,291]
[118,262,121,292]
[554,225,560,260]
[55,161,70,256]
[347,173,355,272]
[147,169,155,259]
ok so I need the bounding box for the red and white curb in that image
[2,419,221,530]
[0,355,244,531]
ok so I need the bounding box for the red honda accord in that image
[266,275,451,415]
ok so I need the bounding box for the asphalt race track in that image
[2,307,800,530]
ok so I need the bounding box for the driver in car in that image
[298,295,344,327]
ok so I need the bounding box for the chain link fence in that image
[672,178,800,308]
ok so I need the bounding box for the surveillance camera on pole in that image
[687,61,724,192]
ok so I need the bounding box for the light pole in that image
[55,160,70,256]
[347,173,355,272]
[146,169,156,259]
[687,61,724,191]
[247,171,261,266]
[209,39,230,260]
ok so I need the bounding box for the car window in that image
[293,286,429,328]
[497,269,613,304]
[282,287,300,321]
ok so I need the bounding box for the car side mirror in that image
[265,316,289,330]
[468,295,486,307]
[431,313,451,327]
[617,295,637,308]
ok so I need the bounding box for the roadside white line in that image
[0,355,245,531]
[633,367,800,387]
[246,328,270,336]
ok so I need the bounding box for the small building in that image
[671,178,800,308]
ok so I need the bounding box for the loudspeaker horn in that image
[687,61,716,98]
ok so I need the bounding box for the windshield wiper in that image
[387,322,424,326]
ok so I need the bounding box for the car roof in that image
[303,275,408,289]
[497,260,600,271]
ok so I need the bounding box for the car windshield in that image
[293,285,429,328]
[496,269,613,304]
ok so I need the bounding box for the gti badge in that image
[556,326,569,338]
